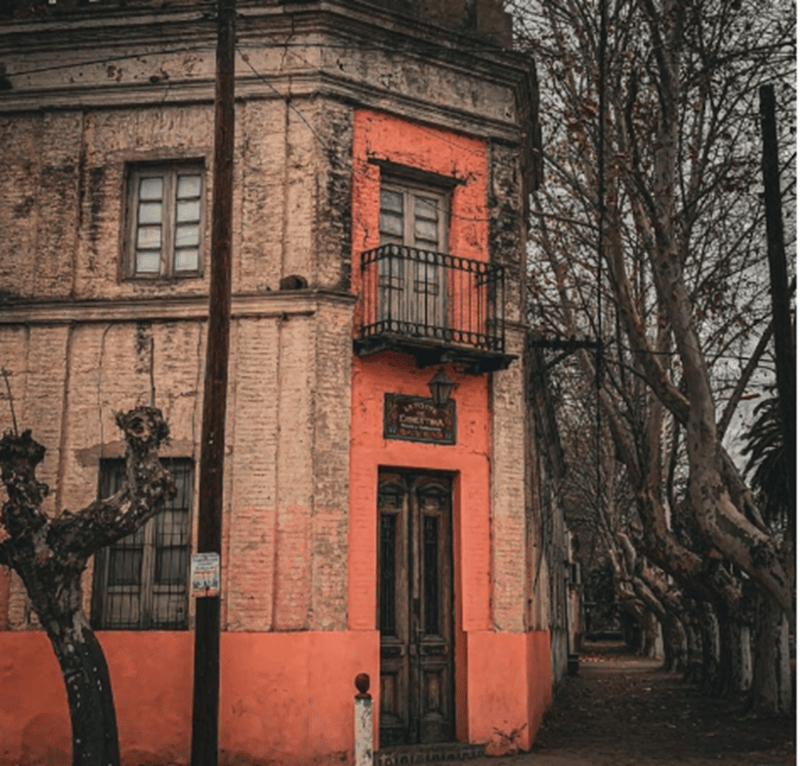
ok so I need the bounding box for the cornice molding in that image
[0,2,536,145]
[0,290,356,326]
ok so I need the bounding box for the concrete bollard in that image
[354,673,373,766]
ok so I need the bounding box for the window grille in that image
[91,458,193,630]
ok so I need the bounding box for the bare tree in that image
[512,0,794,709]
[0,407,174,766]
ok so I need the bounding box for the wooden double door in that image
[377,470,455,747]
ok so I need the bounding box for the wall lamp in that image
[427,367,455,407]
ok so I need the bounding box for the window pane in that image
[380,188,403,213]
[108,547,143,586]
[414,219,439,244]
[176,199,200,223]
[104,592,141,629]
[156,509,190,547]
[175,224,199,248]
[139,176,164,201]
[138,201,163,225]
[137,226,162,249]
[151,592,186,630]
[169,461,193,507]
[380,211,404,238]
[136,251,161,273]
[415,196,440,247]
[177,174,202,199]
[379,513,397,636]
[155,547,188,585]
[174,249,199,272]
[415,196,439,221]
[423,515,440,636]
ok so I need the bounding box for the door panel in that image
[378,471,455,747]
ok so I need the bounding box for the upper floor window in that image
[378,181,449,329]
[126,163,205,278]
[91,458,193,630]
[379,181,448,251]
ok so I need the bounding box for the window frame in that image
[378,178,450,253]
[378,178,451,331]
[91,457,194,631]
[124,162,206,280]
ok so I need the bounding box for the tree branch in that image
[48,407,175,556]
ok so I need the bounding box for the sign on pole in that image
[191,552,221,597]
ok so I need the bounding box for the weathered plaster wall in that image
[527,629,554,744]
[0,97,355,302]
[0,293,353,633]
[0,4,544,761]
[487,141,527,323]
[489,326,529,633]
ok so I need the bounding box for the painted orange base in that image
[0,630,378,766]
[0,627,551,764]
[464,629,552,755]
[527,629,554,742]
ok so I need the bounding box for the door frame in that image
[376,467,457,747]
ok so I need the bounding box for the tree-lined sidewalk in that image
[468,640,794,766]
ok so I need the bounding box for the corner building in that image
[0,1,557,763]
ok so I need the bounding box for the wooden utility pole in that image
[758,84,795,519]
[191,0,235,762]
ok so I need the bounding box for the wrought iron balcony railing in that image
[355,244,515,372]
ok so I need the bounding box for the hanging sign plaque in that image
[384,394,456,445]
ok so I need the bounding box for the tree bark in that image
[729,621,753,697]
[47,611,120,766]
[752,590,792,715]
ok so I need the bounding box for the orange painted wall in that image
[348,109,555,755]
[348,108,492,633]
[0,630,378,766]
[219,630,378,764]
[462,630,552,754]
[349,108,502,746]
[465,632,530,753]
[526,629,554,742]
[0,569,9,630]
[0,631,191,766]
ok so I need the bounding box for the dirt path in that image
[469,639,795,766]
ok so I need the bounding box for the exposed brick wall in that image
[314,99,354,292]
[309,302,352,631]
[225,316,281,631]
[238,100,286,294]
[489,327,528,632]
[0,295,353,633]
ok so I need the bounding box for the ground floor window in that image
[91,458,193,630]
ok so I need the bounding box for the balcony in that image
[354,245,516,373]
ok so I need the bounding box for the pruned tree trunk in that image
[729,621,753,697]
[47,611,120,765]
[662,612,688,673]
[752,590,792,715]
[698,602,722,695]
[684,609,704,685]
[641,611,663,660]
[0,408,174,766]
